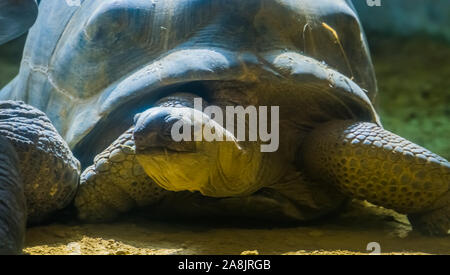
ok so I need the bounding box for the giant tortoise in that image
[0,0,449,254]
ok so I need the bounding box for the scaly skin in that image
[0,101,80,223]
[301,120,450,235]
[75,95,201,222]
[75,128,169,222]
[0,137,26,255]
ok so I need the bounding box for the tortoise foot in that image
[408,192,450,236]
[75,128,168,223]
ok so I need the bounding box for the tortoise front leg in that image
[0,137,26,255]
[0,101,80,254]
[301,120,449,236]
[74,127,169,222]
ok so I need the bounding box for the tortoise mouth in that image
[136,147,196,155]
[135,138,197,155]
[71,49,377,168]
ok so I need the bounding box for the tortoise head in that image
[132,98,255,196]
[1,0,378,166]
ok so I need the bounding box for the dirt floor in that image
[0,37,448,255]
[23,201,450,255]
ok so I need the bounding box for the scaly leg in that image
[301,120,449,235]
[74,128,169,222]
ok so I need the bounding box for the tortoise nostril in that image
[134,130,161,149]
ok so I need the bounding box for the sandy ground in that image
[23,201,450,255]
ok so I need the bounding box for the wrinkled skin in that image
[0,102,80,255]
[0,137,25,255]
[0,101,80,223]
[1,0,449,241]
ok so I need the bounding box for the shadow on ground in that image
[24,201,450,255]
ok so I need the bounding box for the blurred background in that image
[354,0,450,159]
[0,0,449,158]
